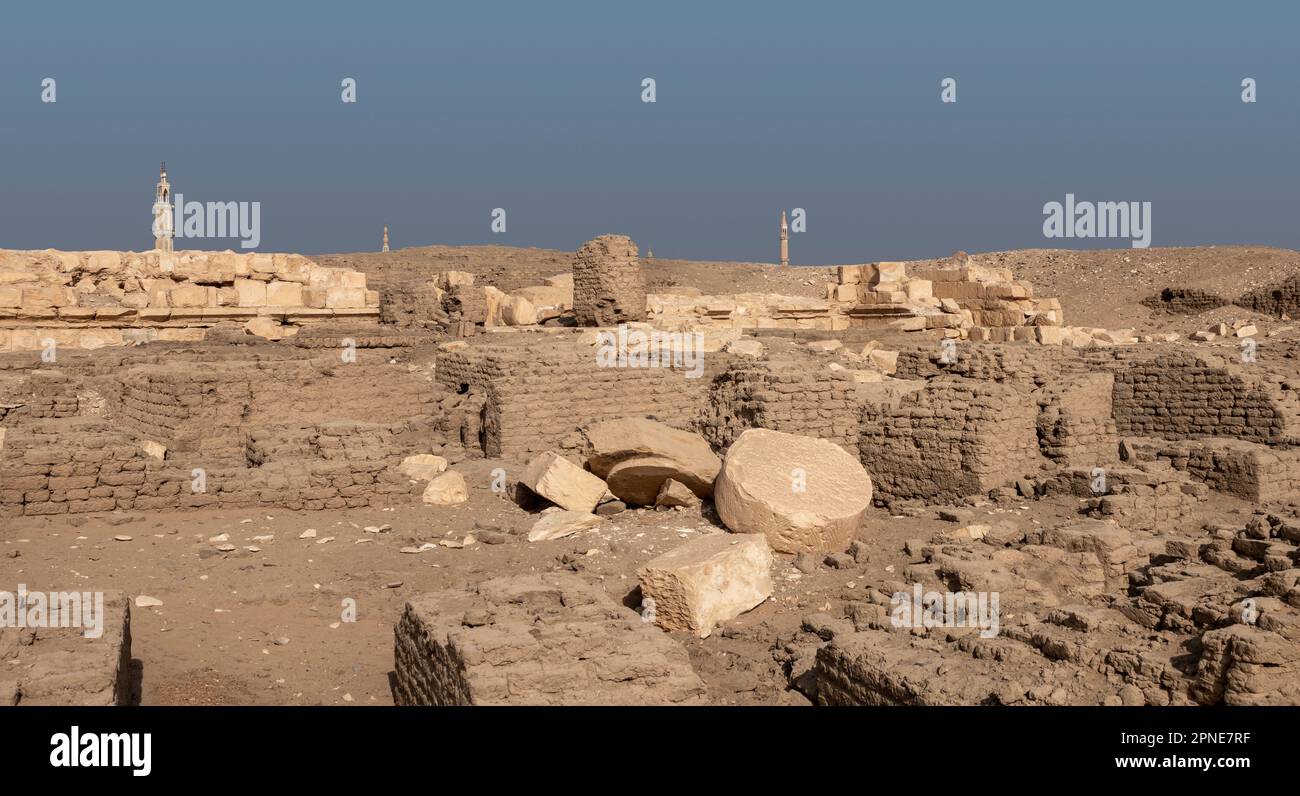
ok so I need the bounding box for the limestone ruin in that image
[4,222,1300,708]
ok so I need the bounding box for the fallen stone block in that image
[399,454,448,481]
[518,451,609,513]
[655,478,699,508]
[637,533,773,638]
[422,471,468,505]
[527,510,605,542]
[584,418,720,506]
[715,429,873,553]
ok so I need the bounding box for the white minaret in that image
[779,210,789,267]
[382,224,390,252]
[153,162,174,252]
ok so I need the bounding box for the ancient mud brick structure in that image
[1238,276,1300,319]
[0,591,132,705]
[434,335,718,457]
[697,359,861,452]
[1098,351,1299,444]
[859,378,1042,501]
[1036,373,1119,467]
[0,343,451,518]
[572,235,647,326]
[0,249,379,352]
[392,573,707,705]
[1140,287,1230,314]
[893,343,1078,386]
[1124,438,1300,503]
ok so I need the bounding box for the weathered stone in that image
[638,533,773,638]
[392,573,707,705]
[572,234,646,326]
[714,429,873,553]
[519,451,609,513]
[399,454,448,481]
[422,471,468,505]
[655,478,699,508]
[584,418,720,505]
[527,510,605,542]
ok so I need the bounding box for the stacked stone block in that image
[0,248,380,352]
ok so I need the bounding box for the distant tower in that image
[382,225,390,252]
[779,210,789,266]
[153,162,174,252]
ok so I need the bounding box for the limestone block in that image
[527,510,606,542]
[325,287,366,309]
[399,455,449,481]
[169,283,211,308]
[234,279,267,306]
[519,451,609,513]
[905,279,933,301]
[638,533,773,638]
[244,317,289,340]
[265,280,303,306]
[584,418,721,505]
[422,471,468,506]
[715,429,873,554]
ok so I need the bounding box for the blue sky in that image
[1,0,1297,262]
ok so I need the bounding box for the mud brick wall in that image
[9,370,84,419]
[1124,437,1300,503]
[115,366,252,460]
[435,340,719,458]
[860,378,1043,502]
[0,420,421,518]
[392,573,707,705]
[1140,288,1229,315]
[696,361,861,453]
[893,343,1079,388]
[1037,373,1119,467]
[0,592,132,705]
[0,422,148,516]
[1091,481,1207,534]
[1237,276,1300,319]
[442,284,486,325]
[572,235,647,326]
[1106,353,1290,443]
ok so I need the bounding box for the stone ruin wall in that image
[0,248,380,352]
[1097,351,1296,444]
[434,338,721,459]
[695,360,862,453]
[0,348,450,518]
[0,419,421,517]
[859,378,1044,502]
[1237,276,1300,319]
[1036,373,1120,469]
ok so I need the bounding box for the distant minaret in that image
[153,162,174,252]
[779,210,789,266]
[382,225,390,252]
